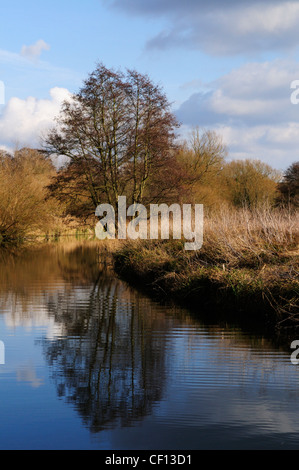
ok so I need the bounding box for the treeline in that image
[0,63,298,244]
[48,126,296,217]
[0,140,297,245]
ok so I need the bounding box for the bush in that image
[0,148,61,243]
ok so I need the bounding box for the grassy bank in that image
[113,208,299,331]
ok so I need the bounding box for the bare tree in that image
[176,128,227,187]
[44,64,179,217]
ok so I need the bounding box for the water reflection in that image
[43,280,167,432]
[1,241,299,449]
[0,242,167,431]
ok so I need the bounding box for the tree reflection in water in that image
[38,243,167,433]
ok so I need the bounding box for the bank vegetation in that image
[114,207,299,329]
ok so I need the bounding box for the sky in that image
[1,0,299,170]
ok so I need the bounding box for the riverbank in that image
[2,207,298,331]
[113,209,299,331]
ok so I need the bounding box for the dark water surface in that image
[0,241,299,450]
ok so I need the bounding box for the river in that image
[0,241,298,450]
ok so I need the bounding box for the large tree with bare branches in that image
[44,63,179,219]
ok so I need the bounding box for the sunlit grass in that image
[113,207,299,326]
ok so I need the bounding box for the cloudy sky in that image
[1,0,299,169]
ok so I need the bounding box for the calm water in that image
[0,241,299,450]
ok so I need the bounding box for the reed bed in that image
[113,207,299,328]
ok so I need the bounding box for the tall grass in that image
[200,206,299,268]
[113,206,299,325]
[116,206,298,268]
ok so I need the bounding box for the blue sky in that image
[1,0,299,169]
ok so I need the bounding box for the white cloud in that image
[216,124,299,169]
[0,144,12,154]
[0,44,79,97]
[176,59,299,169]
[108,0,299,55]
[176,59,299,127]
[233,2,299,35]
[0,87,71,149]
[21,39,50,61]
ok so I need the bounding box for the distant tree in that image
[221,159,281,209]
[177,129,227,184]
[276,161,299,208]
[44,63,179,220]
[174,128,227,206]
